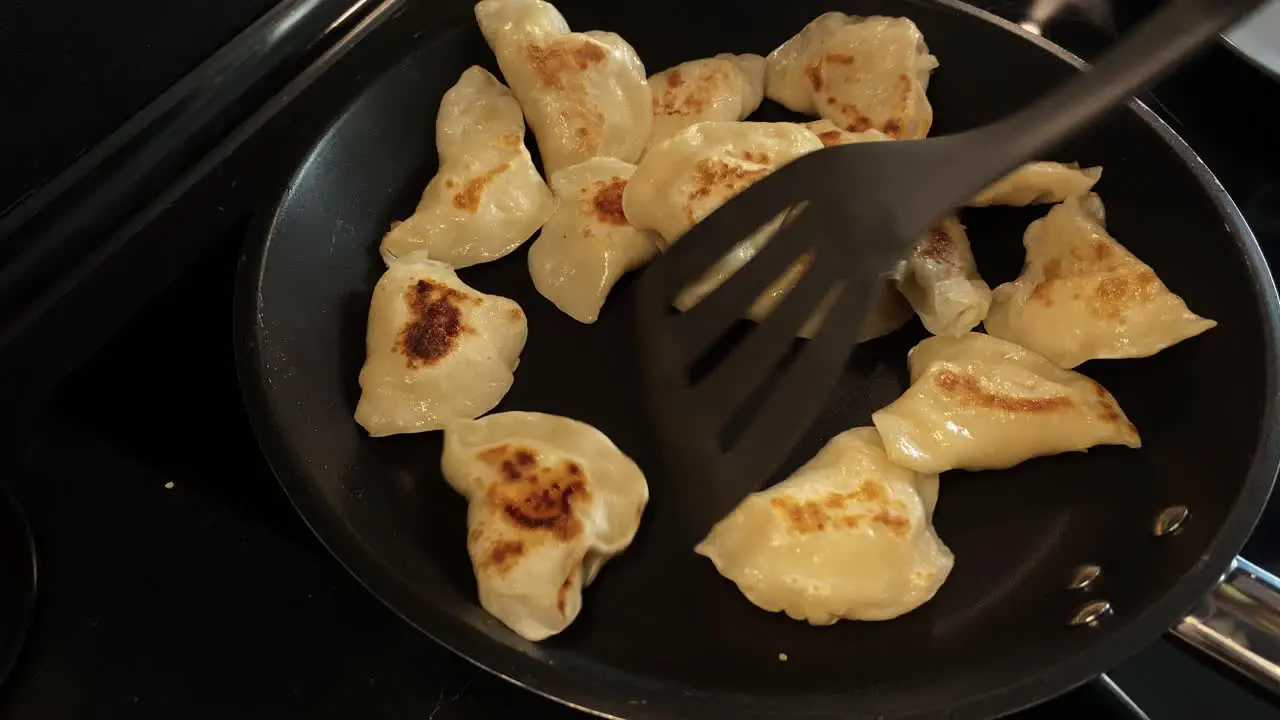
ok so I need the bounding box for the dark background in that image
[1,0,1278,718]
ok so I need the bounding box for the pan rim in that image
[233,0,1280,717]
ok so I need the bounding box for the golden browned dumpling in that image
[623,120,821,243]
[970,162,1103,207]
[696,427,953,624]
[983,193,1216,368]
[380,66,555,268]
[648,54,767,149]
[766,13,937,138]
[894,215,992,338]
[624,120,813,314]
[354,259,526,436]
[442,412,648,641]
[475,0,652,174]
[872,332,1141,473]
[528,157,660,323]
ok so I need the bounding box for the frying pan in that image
[235,0,1280,716]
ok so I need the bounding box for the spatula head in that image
[634,141,946,538]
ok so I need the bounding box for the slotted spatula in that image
[635,0,1265,537]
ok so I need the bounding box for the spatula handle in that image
[971,0,1264,194]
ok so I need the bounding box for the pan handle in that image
[1171,557,1280,693]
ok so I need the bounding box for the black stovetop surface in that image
[1,1,1279,718]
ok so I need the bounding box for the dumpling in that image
[528,157,660,323]
[766,13,937,138]
[872,332,1141,473]
[354,259,527,436]
[624,121,834,332]
[971,162,1103,207]
[983,193,1216,368]
[745,256,914,341]
[648,54,767,149]
[442,412,649,641]
[893,215,992,338]
[380,66,555,268]
[696,427,953,624]
[624,120,822,243]
[475,0,652,174]
[804,118,893,146]
[677,223,913,342]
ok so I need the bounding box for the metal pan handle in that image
[1172,557,1280,693]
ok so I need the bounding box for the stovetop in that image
[1,1,1279,718]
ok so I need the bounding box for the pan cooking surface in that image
[237,0,1280,717]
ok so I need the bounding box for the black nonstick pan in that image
[234,0,1280,717]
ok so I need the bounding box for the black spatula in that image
[635,0,1264,536]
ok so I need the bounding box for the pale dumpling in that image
[528,157,660,323]
[624,120,822,243]
[648,54,767,148]
[475,0,652,174]
[984,193,1216,368]
[696,427,953,624]
[380,66,555,268]
[442,412,649,641]
[971,162,1103,207]
[766,13,937,139]
[872,332,1142,473]
[354,259,526,436]
[893,215,992,338]
[745,256,914,341]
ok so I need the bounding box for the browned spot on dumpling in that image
[1092,269,1159,320]
[771,496,830,533]
[523,38,609,157]
[821,482,889,508]
[825,53,856,65]
[498,133,523,149]
[452,162,512,212]
[805,61,824,92]
[478,445,541,482]
[934,370,1074,413]
[824,96,875,134]
[815,129,845,147]
[688,158,768,204]
[770,483,908,537]
[1073,240,1114,264]
[482,450,591,541]
[1031,258,1064,306]
[554,102,608,157]
[917,224,954,263]
[589,177,629,225]
[556,565,579,615]
[396,280,474,367]
[869,510,910,537]
[526,39,607,90]
[739,150,772,164]
[897,74,913,102]
[482,539,526,574]
[656,64,732,117]
[508,306,524,323]
[882,119,904,138]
